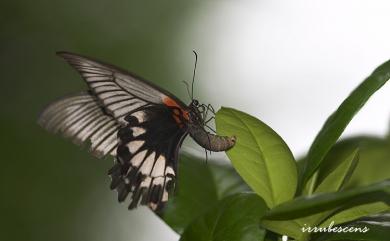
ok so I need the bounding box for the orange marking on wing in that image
[163,97,189,121]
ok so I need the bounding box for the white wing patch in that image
[131,127,146,137]
[151,155,166,177]
[131,111,146,123]
[127,140,144,154]
[139,152,156,175]
[130,149,147,167]
[38,92,119,158]
[165,166,175,175]
[161,187,169,202]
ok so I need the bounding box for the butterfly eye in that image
[192,100,199,106]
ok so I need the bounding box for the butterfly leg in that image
[198,105,207,121]
[204,124,217,134]
[201,103,216,126]
[206,104,216,115]
[205,116,215,124]
[204,116,217,133]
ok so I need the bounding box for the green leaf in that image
[319,202,389,228]
[262,203,388,241]
[303,135,390,192]
[208,161,250,199]
[296,149,361,240]
[261,219,304,240]
[180,193,268,241]
[314,149,359,193]
[311,135,390,189]
[312,213,390,241]
[264,180,390,220]
[312,138,390,227]
[340,137,390,188]
[216,107,297,208]
[160,155,249,234]
[268,162,388,240]
[301,60,390,186]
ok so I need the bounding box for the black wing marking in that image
[38,92,119,158]
[109,104,188,211]
[57,52,186,125]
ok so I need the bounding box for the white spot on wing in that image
[130,149,147,167]
[131,127,146,137]
[162,190,169,202]
[127,140,144,153]
[149,202,157,210]
[162,175,174,202]
[165,166,175,176]
[151,155,166,177]
[140,176,152,188]
[153,176,164,185]
[131,111,146,123]
[139,152,156,175]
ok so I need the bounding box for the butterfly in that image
[38,51,236,211]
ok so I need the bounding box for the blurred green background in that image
[1,1,197,240]
[2,1,390,241]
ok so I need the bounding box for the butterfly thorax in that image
[187,100,204,126]
[186,100,236,152]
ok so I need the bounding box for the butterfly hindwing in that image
[109,104,187,210]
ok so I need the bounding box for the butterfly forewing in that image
[57,52,184,125]
[38,92,119,158]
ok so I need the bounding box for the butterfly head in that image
[188,99,202,123]
[190,99,199,107]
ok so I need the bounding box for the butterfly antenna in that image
[181,81,192,101]
[191,50,198,101]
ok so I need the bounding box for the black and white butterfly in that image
[38,52,236,211]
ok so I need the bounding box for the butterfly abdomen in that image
[188,124,236,152]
